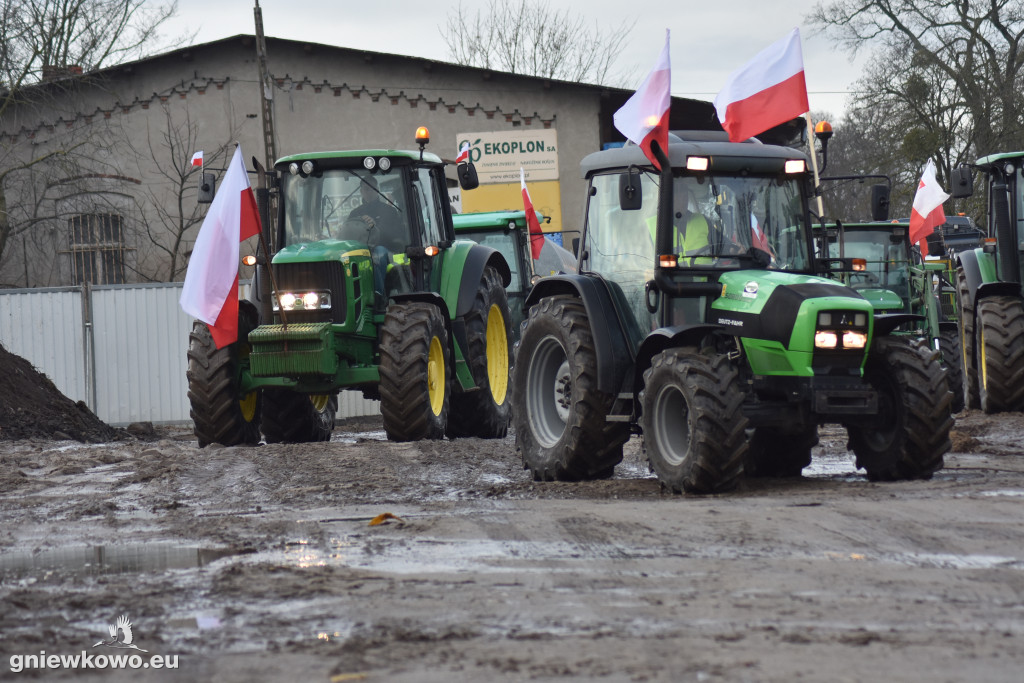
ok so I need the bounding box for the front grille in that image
[272,261,347,324]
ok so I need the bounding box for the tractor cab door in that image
[407,165,450,293]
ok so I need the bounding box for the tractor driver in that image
[348,176,402,250]
[646,184,711,259]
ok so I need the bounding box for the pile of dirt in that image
[0,342,127,443]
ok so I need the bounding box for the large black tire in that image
[977,296,1024,413]
[847,336,951,481]
[956,267,980,409]
[744,424,818,478]
[446,265,512,439]
[379,302,450,441]
[639,348,747,494]
[186,301,262,448]
[261,391,337,443]
[511,296,628,481]
[938,328,965,414]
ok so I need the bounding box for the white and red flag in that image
[613,29,671,170]
[520,168,545,260]
[180,145,262,348]
[455,141,470,164]
[190,150,204,167]
[750,213,771,254]
[909,159,950,255]
[714,28,809,143]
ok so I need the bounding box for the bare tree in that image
[808,0,1024,159]
[0,0,180,282]
[440,0,636,86]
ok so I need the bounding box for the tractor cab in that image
[823,223,913,313]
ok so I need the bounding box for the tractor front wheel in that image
[640,348,747,494]
[956,267,980,409]
[379,302,451,441]
[847,336,951,481]
[511,296,627,480]
[261,391,337,443]
[446,265,512,439]
[186,300,262,448]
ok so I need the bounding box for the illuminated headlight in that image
[842,331,868,349]
[814,331,838,349]
[784,159,806,174]
[273,291,332,311]
[686,156,709,171]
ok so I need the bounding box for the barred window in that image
[68,213,127,284]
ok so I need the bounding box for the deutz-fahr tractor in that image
[452,210,577,340]
[511,130,952,494]
[949,151,1024,413]
[186,128,514,445]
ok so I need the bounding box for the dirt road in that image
[2,411,1023,682]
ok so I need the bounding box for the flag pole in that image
[804,113,824,217]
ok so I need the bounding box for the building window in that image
[68,213,127,284]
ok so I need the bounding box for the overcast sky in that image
[158,0,869,120]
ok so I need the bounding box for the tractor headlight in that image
[814,331,838,349]
[273,290,332,311]
[842,331,868,349]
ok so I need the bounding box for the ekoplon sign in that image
[456,130,559,184]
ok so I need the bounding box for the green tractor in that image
[452,210,577,339]
[949,151,1024,413]
[511,130,952,493]
[820,221,964,413]
[186,129,514,445]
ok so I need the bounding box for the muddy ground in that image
[0,401,1023,682]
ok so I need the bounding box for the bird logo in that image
[92,614,148,652]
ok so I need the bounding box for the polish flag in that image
[180,146,262,348]
[455,141,470,164]
[909,159,949,256]
[190,150,204,167]
[520,168,544,260]
[714,28,809,143]
[613,29,671,170]
[750,213,771,254]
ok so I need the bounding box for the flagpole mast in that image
[804,113,824,217]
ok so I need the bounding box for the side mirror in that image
[457,162,479,191]
[619,171,642,211]
[198,172,216,203]
[950,165,974,198]
[870,183,890,222]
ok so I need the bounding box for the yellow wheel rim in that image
[310,394,330,411]
[238,340,258,422]
[428,335,445,416]
[485,304,509,405]
[980,323,987,391]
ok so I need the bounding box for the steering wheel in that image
[338,217,375,243]
[850,270,881,286]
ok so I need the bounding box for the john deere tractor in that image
[949,151,1024,413]
[452,210,577,339]
[186,128,513,445]
[511,130,952,493]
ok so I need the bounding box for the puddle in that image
[0,543,241,579]
[804,452,858,478]
[332,430,388,444]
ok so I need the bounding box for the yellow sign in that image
[461,180,564,235]
[456,130,559,184]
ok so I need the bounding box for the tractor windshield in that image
[281,168,409,251]
[827,226,912,300]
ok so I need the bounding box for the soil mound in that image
[0,342,127,442]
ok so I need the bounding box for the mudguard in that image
[633,324,730,393]
[525,274,633,395]
[958,248,1020,314]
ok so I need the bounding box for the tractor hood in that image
[854,287,905,312]
[272,239,370,265]
[716,270,864,312]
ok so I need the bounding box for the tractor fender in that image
[958,248,1020,310]
[525,274,633,395]
[633,324,731,394]
[452,244,511,318]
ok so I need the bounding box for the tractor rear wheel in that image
[956,267,980,409]
[744,425,817,478]
[847,336,951,481]
[938,328,965,414]
[379,302,450,441]
[977,296,1024,413]
[511,296,627,481]
[186,300,262,448]
[640,348,747,494]
[446,265,512,439]
[261,391,337,443]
